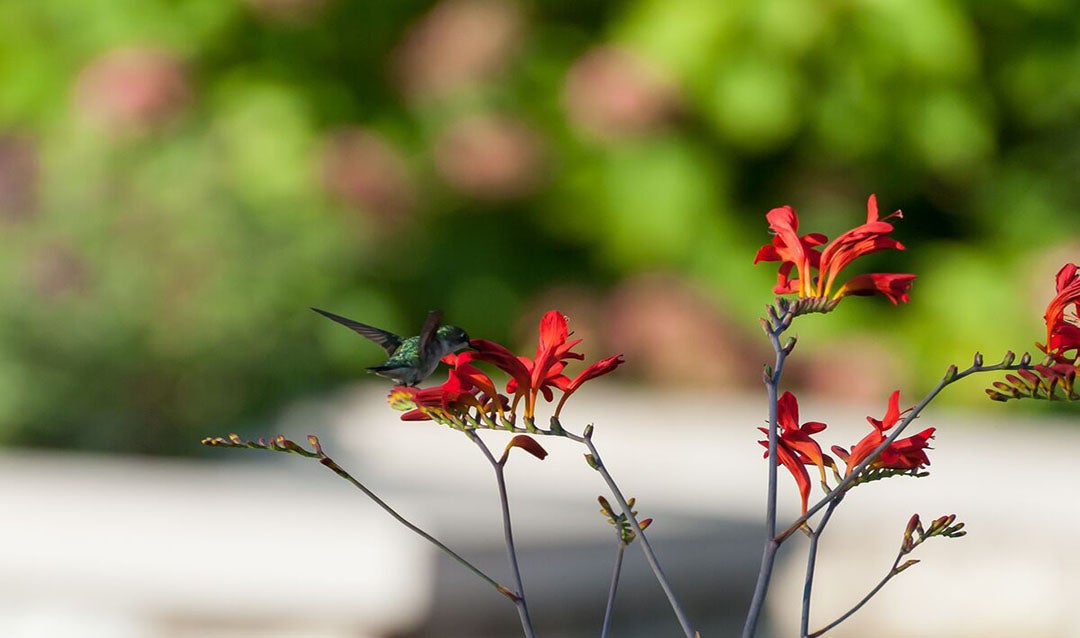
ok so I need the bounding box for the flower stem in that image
[776,355,1029,543]
[601,541,627,638]
[746,351,1029,636]
[742,301,794,638]
[808,554,902,638]
[574,429,696,638]
[469,431,536,638]
[800,498,841,637]
[315,451,517,602]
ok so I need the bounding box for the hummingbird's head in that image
[436,324,471,351]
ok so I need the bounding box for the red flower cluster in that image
[753,195,916,306]
[389,351,506,424]
[831,391,935,476]
[761,390,935,513]
[1038,263,1080,364]
[390,310,624,426]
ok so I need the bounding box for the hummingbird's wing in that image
[311,307,402,354]
[417,309,443,361]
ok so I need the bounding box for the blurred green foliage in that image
[0,0,1078,453]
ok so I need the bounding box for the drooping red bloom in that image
[1038,263,1080,363]
[832,390,935,476]
[753,195,916,306]
[553,354,626,416]
[758,391,833,514]
[472,310,623,419]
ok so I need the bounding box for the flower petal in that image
[471,339,532,393]
[835,273,916,304]
[501,435,549,463]
[564,354,626,393]
[538,310,569,353]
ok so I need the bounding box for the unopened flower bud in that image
[902,514,920,551]
[895,559,920,573]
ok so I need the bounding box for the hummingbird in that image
[312,307,470,386]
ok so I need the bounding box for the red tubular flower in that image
[832,390,935,476]
[469,339,532,392]
[393,354,505,423]
[753,195,916,307]
[525,310,584,401]
[753,206,827,297]
[397,370,479,422]
[880,428,935,469]
[1038,263,1080,363]
[471,338,562,418]
[817,195,906,297]
[553,354,626,416]
[471,310,622,420]
[834,272,917,305]
[758,391,833,514]
[445,351,501,402]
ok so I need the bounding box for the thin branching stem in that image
[204,436,526,611]
[808,553,902,638]
[739,311,1031,637]
[742,301,794,638]
[601,541,627,638]
[776,355,1030,543]
[315,448,519,601]
[800,497,841,637]
[469,431,536,638]
[567,429,696,638]
[741,302,1028,637]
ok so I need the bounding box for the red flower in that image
[469,339,532,393]
[753,206,827,297]
[553,354,626,416]
[444,351,502,402]
[832,390,935,476]
[754,195,915,306]
[1038,263,1080,363]
[472,310,622,420]
[392,353,506,423]
[834,272,917,305]
[758,391,833,514]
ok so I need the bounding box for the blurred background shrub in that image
[0,0,1077,454]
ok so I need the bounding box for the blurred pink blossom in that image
[320,128,417,228]
[790,337,910,404]
[393,0,525,101]
[607,273,761,389]
[26,243,90,301]
[563,46,678,141]
[434,114,545,199]
[0,135,38,222]
[73,47,190,135]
